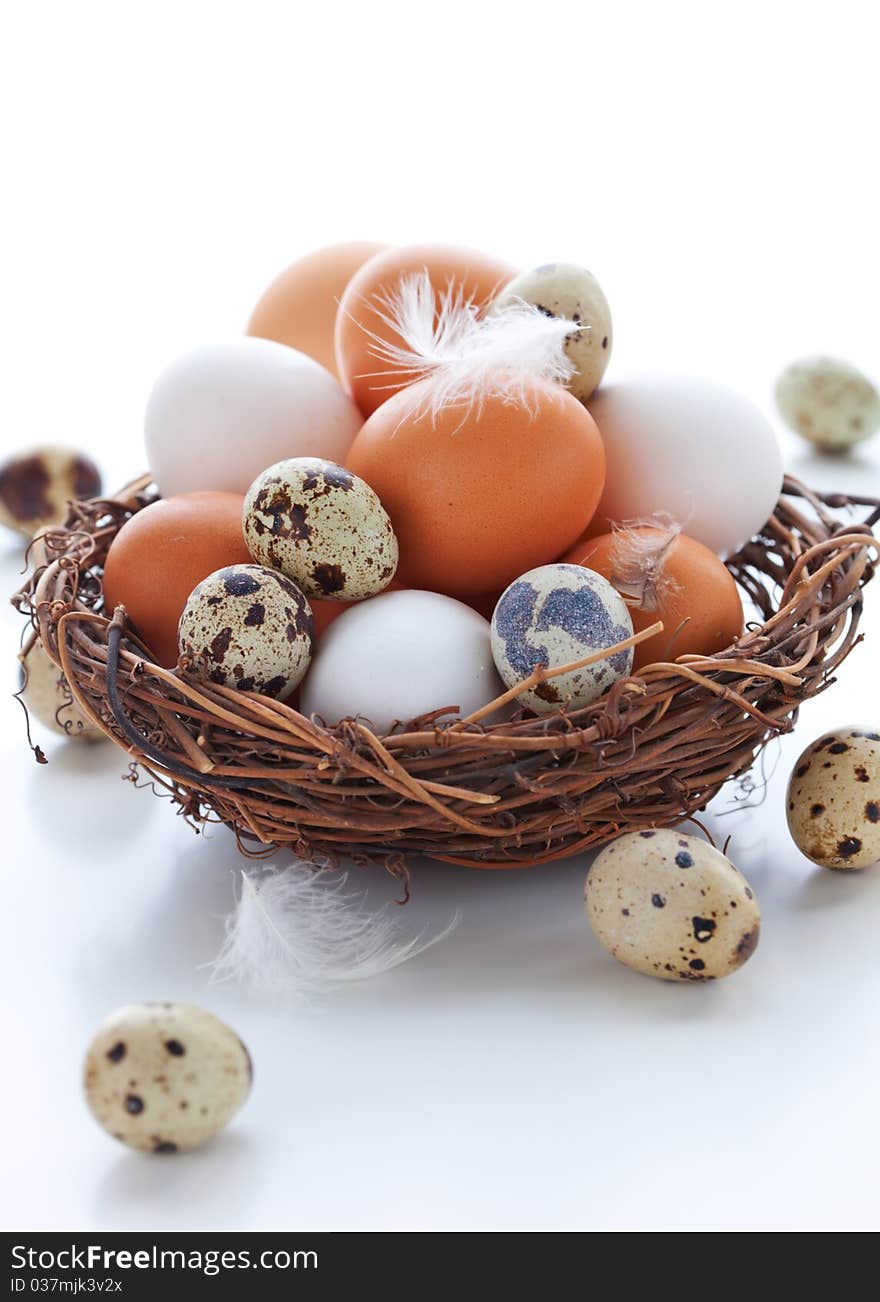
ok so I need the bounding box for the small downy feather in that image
[209,862,457,998]
[609,515,684,612]
[355,271,578,419]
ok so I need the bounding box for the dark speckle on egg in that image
[837,836,862,859]
[312,562,346,594]
[223,570,261,598]
[209,628,233,661]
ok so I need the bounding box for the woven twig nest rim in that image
[14,474,880,874]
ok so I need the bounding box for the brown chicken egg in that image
[335,244,516,417]
[563,524,743,670]
[247,241,385,377]
[103,492,252,667]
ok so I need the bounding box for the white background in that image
[1,1,879,1232]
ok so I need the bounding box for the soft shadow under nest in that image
[14,475,879,872]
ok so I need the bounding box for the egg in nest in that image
[145,340,362,497]
[563,523,743,670]
[335,243,516,417]
[301,589,503,733]
[243,457,398,601]
[490,262,612,401]
[178,564,314,698]
[103,491,252,667]
[490,563,634,713]
[348,380,606,597]
[247,240,385,377]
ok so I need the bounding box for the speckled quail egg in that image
[585,829,761,981]
[786,727,880,870]
[490,263,613,401]
[243,457,398,601]
[0,445,101,537]
[83,1002,252,1153]
[18,639,104,742]
[775,356,880,452]
[490,563,634,713]
[178,563,314,698]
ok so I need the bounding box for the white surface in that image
[2,1,879,1234]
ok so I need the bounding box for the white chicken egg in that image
[301,589,504,733]
[588,376,784,558]
[145,339,363,497]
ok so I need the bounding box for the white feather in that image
[609,514,684,612]
[209,863,457,998]
[353,271,578,420]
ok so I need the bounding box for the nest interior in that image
[14,475,879,872]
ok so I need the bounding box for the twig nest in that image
[18,640,104,742]
[0,445,101,537]
[786,727,880,870]
[83,1002,252,1153]
[489,262,612,401]
[490,563,633,712]
[775,355,880,452]
[178,563,314,698]
[243,457,398,600]
[585,830,761,981]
